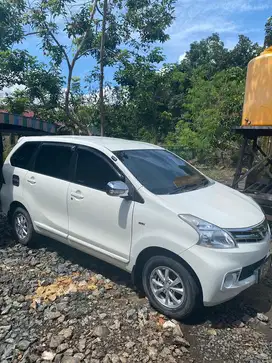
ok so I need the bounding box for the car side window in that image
[75,148,120,191]
[10,142,40,169]
[34,143,73,181]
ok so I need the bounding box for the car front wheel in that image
[142,255,201,320]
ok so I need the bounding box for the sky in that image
[2,0,272,96]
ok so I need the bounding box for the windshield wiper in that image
[169,179,209,195]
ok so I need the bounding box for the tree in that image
[166,67,245,163]
[179,34,229,79]
[229,35,262,69]
[264,16,272,48]
[0,0,25,50]
[21,0,175,133]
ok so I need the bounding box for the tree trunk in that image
[99,0,108,136]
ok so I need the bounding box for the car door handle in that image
[27,178,36,185]
[71,191,84,200]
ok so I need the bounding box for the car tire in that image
[142,255,200,320]
[12,207,35,246]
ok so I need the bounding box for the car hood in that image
[158,181,264,229]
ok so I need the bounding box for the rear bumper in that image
[180,236,271,306]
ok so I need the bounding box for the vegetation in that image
[0,1,270,164]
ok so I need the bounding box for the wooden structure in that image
[233,127,272,220]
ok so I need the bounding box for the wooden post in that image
[232,136,248,188]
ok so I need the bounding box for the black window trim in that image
[10,141,41,170]
[72,145,144,203]
[31,141,76,182]
[72,145,124,190]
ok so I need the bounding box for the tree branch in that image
[64,0,98,118]
[24,31,41,36]
[45,26,71,68]
[96,4,104,17]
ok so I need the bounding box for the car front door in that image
[23,142,74,240]
[68,146,134,264]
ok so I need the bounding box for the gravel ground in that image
[1,218,272,363]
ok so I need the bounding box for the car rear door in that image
[0,141,40,215]
[23,142,74,240]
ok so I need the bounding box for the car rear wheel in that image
[142,255,200,320]
[12,207,35,246]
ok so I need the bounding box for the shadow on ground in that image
[33,235,133,288]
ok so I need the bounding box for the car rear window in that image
[10,142,40,169]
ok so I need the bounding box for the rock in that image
[207,328,217,336]
[1,305,12,315]
[232,320,245,328]
[255,352,269,360]
[17,339,31,351]
[28,353,40,362]
[59,327,74,339]
[126,309,136,319]
[148,346,158,360]
[61,356,81,363]
[0,325,11,340]
[49,335,65,348]
[257,313,269,323]
[111,320,121,330]
[173,324,183,337]
[78,338,86,352]
[92,326,109,338]
[110,354,120,363]
[54,354,63,363]
[63,348,74,356]
[74,352,85,361]
[99,313,107,319]
[173,336,190,348]
[241,314,254,324]
[41,351,56,361]
[44,310,61,320]
[56,343,69,354]
[163,320,176,329]
[125,341,135,349]
[160,347,171,358]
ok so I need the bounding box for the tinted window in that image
[115,149,210,195]
[10,142,40,169]
[34,143,73,180]
[75,148,120,191]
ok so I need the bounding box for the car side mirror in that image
[106,181,129,198]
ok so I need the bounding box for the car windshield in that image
[114,149,210,195]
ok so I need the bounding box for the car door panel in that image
[23,172,70,237]
[23,142,73,239]
[68,147,134,263]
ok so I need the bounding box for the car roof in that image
[18,136,163,152]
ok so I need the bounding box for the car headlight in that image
[179,214,237,249]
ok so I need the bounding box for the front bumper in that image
[180,236,271,306]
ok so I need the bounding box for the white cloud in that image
[178,52,186,63]
[163,0,271,62]
[0,85,26,100]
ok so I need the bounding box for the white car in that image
[1,136,271,319]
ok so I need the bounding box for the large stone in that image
[59,327,74,339]
[92,326,109,338]
[49,335,65,349]
[173,336,190,348]
[17,339,31,351]
[41,351,56,361]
